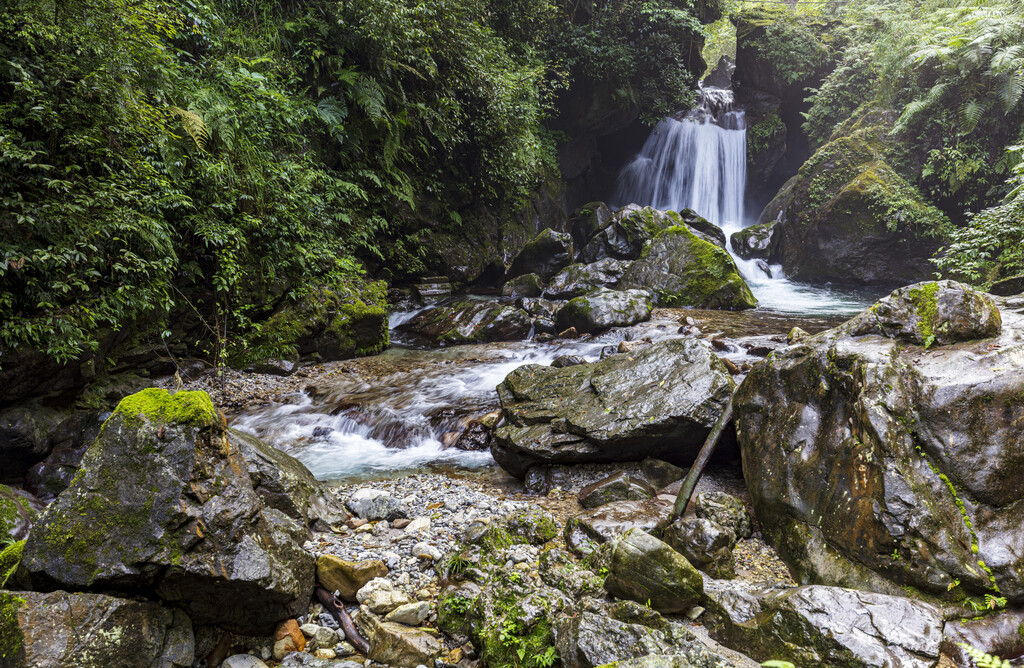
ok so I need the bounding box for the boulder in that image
[505,508,560,545]
[570,202,614,252]
[507,228,574,282]
[579,206,686,263]
[397,299,532,345]
[640,458,687,489]
[565,496,675,553]
[24,410,104,501]
[604,529,704,614]
[578,472,656,509]
[554,288,653,334]
[230,429,348,531]
[384,601,430,626]
[552,355,588,368]
[244,359,297,376]
[729,221,779,260]
[21,389,315,634]
[619,226,756,309]
[0,404,65,481]
[695,492,752,539]
[715,586,944,668]
[734,284,1024,601]
[492,338,735,477]
[0,485,43,542]
[346,488,407,522]
[502,273,545,298]
[554,610,676,668]
[0,589,194,667]
[545,259,631,300]
[662,517,736,579]
[316,556,388,602]
[356,577,412,614]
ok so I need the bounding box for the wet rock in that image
[604,529,704,614]
[274,619,306,660]
[554,610,674,668]
[0,589,194,667]
[729,221,779,260]
[695,492,752,539]
[384,601,431,626]
[0,403,65,481]
[22,389,315,634]
[640,458,687,489]
[786,326,808,344]
[570,202,614,251]
[552,355,588,368]
[493,338,734,477]
[24,411,104,501]
[845,280,1001,347]
[0,485,43,542]
[502,273,545,298]
[662,517,736,579]
[413,276,452,301]
[718,586,943,668]
[357,577,412,614]
[989,274,1024,296]
[579,205,683,263]
[545,259,631,300]
[346,488,408,521]
[619,224,756,310]
[735,286,1024,600]
[507,228,575,282]
[230,429,348,531]
[942,608,1024,666]
[505,508,560,545]
[452,420,492,451]
[578,472,655,509]
[359,610,443,668]
[316,556,388,602]
[223,655,269,668]
[554,288,653,334]
[397,298,533,345]
[244,359,297,376]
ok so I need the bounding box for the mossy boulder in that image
[579,205,712,263]
[662,517,736,580]
[554,288,653,335]
[22,388,315,634]
[734,285,1024,602]
[0,589,194,667]
[570,201,614,251]
[545,259,631,300]
[729,221,780,261]
[619,226,756,309]
[244,274,389,365]
[502,273,545,298]
[759,133,950,286]
[493,338,734,477]
[0,486,42,543]
[604,529,703,614]
[397,298,533,345]
[507,228,575,282]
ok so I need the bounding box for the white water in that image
[615,88,874,316]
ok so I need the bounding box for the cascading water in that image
[614,88,874,315]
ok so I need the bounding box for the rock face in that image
[397,299,532,345]
[554,288,653,334]
[1,589,194,667]
[604,529,704,614]
[492,338,735,477]
[545,259,630,300]
[507,228,575,282]
[0,404,65,482]
[729,221,779,261]
[735,283,1024,601]
[22,389,315,634]
[712,586,944,668]
[619,226,756,309]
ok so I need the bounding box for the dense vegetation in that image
[0,0,713,371]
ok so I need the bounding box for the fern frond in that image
[353,76,389,124]
[169,106,209,152]
[958,100,986,134]
[998,70,1023,112]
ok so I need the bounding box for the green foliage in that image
[0,541,25,588]
[959,642,1010,668]
[747,113,785,159]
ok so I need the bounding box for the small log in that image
[315,586,371,655]
[668,395,734,526]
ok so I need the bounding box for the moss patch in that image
[907,282,940,348]
[0,592,25,664]
[113,388,218,428]
[0,541,24,588]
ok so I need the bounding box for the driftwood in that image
[315,586,371,655]
[668,395,734,526]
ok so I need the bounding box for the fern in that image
[168,106,209,151]
[959,643,1010,668]
[958,100,986,134]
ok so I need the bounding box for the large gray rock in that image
[21,389,315,634]
[0,589,193,667]
[578,472,655,509]
[579,206,720,263]
[507,228,574,282]
[554,288,653,334]
[735,282,1024,601]
[662,517,736,580]
[545,259,631,300]
[714,586,944,668]
[0,485,43,542]
[565,496,675,554]
[492,338,734,477]
[346,488,407,522]
[604,529,704,614]
[397,298,532,345]
[554,611,676,668]
[729,221,779,260]
[0,404,64,481]
[619,226,756,309]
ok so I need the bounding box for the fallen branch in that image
[315,586,371,655]
[668,395,734,526]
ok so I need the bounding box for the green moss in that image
[908,282,940,348]
[475,587,557,668]
[113,388,218,428]
[0,541,25,588]
[748,113,785,160]
[648,226,756,309]
[0,592,25,664]
[438,593,475,635]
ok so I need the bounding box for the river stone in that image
[578,472,655,509]
[1,589,194,667]
[316,556,388,602]
[358,610,442,668]
[397,298,532,345]
[718,586,944,668]
[507,228,574,282]
[21,388,315,634]
[735,287,1024,601]
[554,610,676,668]
[545,259,631,300]
[223,655,270,668]
[640,458,687,489]
[844,280,1001,347]
[357,577,412,614]
[729,221,779,260]
[565,496,674,553]
[230,429,348,531]
[695,492,752,539]
[554,288,653,334]
[346,488,408,521]
[384,601,430,626]
[619,225,757,309]
[604,528,704,613]
[662,517,737,579]
[502,273,545,298]
[492,338,734,477]
[579,205,685,263]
